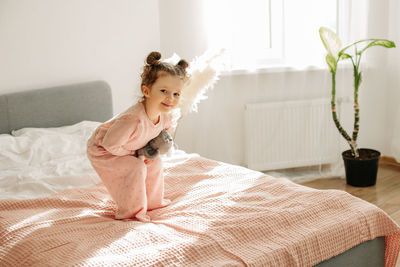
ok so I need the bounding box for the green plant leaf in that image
[361,39,396,53]
[319,27,342,60]
[339,53,352,60]
[326,54,337,73]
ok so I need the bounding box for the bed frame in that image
[0,81,385,266]
[0,80,113,134]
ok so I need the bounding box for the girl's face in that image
[142,72,183,115]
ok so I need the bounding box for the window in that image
[203,0,349,71]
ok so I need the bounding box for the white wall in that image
[0,0,160,114]
[158,0,208,61]
[359,0,400,160]
[387,0,400,161]
[352,0,391,156]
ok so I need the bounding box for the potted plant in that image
[319,27,396,187]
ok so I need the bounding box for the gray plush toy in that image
[136,129,173,160]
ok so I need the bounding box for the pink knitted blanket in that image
[1,154,399,266]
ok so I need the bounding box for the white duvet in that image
[0,121,102,199]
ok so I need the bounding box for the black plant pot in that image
[342,148,381,187]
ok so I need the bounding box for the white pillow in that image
[9,121,100,162]
[0,121,101,199]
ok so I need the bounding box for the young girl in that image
[87,51,188,222]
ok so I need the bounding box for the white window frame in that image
[252,0,284,66]
[222,0,351,71]
[225,0,284,70]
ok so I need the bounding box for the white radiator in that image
[244,98,341,171]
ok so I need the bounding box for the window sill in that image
[220,62,355,76]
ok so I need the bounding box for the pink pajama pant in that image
[87,151,170,222]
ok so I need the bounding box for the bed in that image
[0,81,399,267]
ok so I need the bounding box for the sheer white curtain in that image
[159,0,394,181]
[388,0,400,162]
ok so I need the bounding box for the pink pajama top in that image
[88,102,173,157]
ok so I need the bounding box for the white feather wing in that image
[179,49,224,117]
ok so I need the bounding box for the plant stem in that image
[348,49,362,158]
[352,64,361,156]
[330,72,353,149]
[331,71,359,157]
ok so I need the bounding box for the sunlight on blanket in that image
[6,210,55,246]
[8,210,54,232]
[83,222,201,266]
[77,208,100,218]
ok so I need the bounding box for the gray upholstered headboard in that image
[0,80,113,134]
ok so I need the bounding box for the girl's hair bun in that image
[141,51,189,89]
[176,59,189,71]
[146,51,162,65]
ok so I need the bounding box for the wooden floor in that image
[300,162,400,224]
